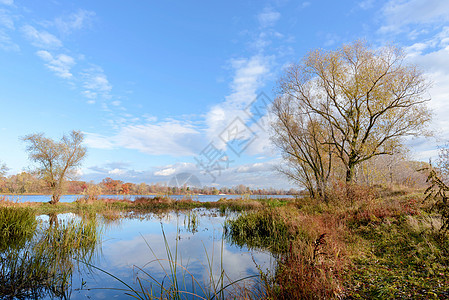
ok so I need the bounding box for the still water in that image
[2,194,295,203]
[34,209,274,299]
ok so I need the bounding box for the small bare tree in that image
[22,130,87,204]
[274,40,431,185]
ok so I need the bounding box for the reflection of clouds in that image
[200,240,274,287]
[98,211,274,294]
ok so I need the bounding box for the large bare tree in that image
[22,130,87,204]
[271,98,333,199]
[272,40,431,188]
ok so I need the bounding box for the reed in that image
[0,196,295,216]
[0,213,100,299]
[0,206,37,250]
[85,224,261,299]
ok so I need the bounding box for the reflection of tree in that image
[0,212,100,299]
[48,212,59,227]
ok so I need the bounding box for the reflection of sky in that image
[68,209,274,299]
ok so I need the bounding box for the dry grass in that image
[226,182,449,299]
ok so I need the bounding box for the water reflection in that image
[0,208,274,299]
[0,210,100,299]
[73,209,274,299]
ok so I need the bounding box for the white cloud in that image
[206,55,270,150]
[399,28,449,161]
[21,25,62,49]
[83,91,97,99]
[235,161,273,173]
[55,9,95,35]
[0,0,13,5]
[109,168,126,175]
[0,29,18,51]
[83,70,111,91]
[0,9,14,29]
[257,7,280,28]
[86,120,202,157]
[380,0,449,33]
[209,158,289,188]
[301,2,311,8]
[116,121,201,156]
[36,50,75,78]
[405,42,433,57]
[148,159,289,188]
[82,157,291,188]
[154,167,176,176]
[358,0,374,10]
[154,162,196,177]
[82,66,112,99]
[84,132,115,149]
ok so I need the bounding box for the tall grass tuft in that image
[0,213,100,299]
[224,209,294,254]
[0,207,37,250]
[225,207,346,299]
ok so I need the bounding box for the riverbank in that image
[0,195,292,215]
[225,185,449,299]
[1,186,448,299]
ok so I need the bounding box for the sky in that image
[1,0,449,189]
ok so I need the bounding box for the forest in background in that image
[0,151,429,196]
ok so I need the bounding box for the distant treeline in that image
[0,174,298,196]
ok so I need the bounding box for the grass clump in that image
[225,208,295,254]
[0,207,37,250]
[0,213,100,299]
[225,206,346,299]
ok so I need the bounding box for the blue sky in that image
[1,0,449,189]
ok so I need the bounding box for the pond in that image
[0,194,296,203]
[1,208,275,299]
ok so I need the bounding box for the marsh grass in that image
[0,207,37,251]
[184,210,199,234]
[223,184,449,299]
[0,196,296,217]
[0,212,101,299]
[225,207,346,299]
[3,187,447,298]
[224,209,294,254]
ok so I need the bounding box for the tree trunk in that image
[50,193,61,205]
[346,163,355,183]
